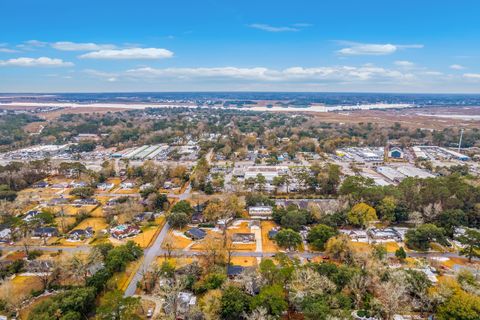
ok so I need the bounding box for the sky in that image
[1,0,480,93]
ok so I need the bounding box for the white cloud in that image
[0,48,18,53]
[395,60,415,68]
[248,24,299,32]
[0,57,73,67]
[79,48,174,59]
[450,64,465,70]
[51,41,116,51]
[337,41,423,56]
[463,73,480,79]
[124,65,412,83]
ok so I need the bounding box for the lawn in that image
[230,256,257,267]
[75,217,108,232]
[113,259,142,292]
[261,221,280,253]
[1,275,43,303]
[350,241,372,253]
[384,241,400,253]
[162,229,193,250]
[132,226,159,248]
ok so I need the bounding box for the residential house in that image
[0,225,12,242]
[185,228,206,240]
[340,229,368,242]
[175,292,197,320]
[368,227,402,242]
[23,210,40,222]
[33,227,59,238]
[227,265,245,278]
[32,181,49,188]
[69,227,94,240]
[232,233,256,243]
[110,224,140,239]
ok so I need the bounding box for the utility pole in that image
[458,128,464,153]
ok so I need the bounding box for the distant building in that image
[388,147,404,159]
[248,206,273,219]
[32,181,49,188]
[397,166,435,179]
[244,166,289,182]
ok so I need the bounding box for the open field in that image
[308,106,480,130]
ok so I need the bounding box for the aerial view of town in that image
[0,1,480,320]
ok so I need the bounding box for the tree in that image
[302,298,330,320]
[457,228,480,262]
[405,223,447,251]
[377,196,397,222]
[324,234,353,263]
[220,286,251,320]
[28,287,96,320]
[436,289,480,320]
[395,247,407,261]
[167,211,190,229]
[275,229,302,251]
[171,200,194,215]
[69,186,94,199]
[347,203,377,228]
[96,289,141,320]
[251,285,287,317]
[199,289,222,320]
[288,267,336,308]
[307,224,338,251]
[256,174,267,193]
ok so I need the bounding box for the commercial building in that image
[248,206,273,219]
[244,166,289,182]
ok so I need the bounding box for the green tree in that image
[376,196,397,222]
[251,285,288,317]
[307,224,338,251]
[457,228,480,262]
[395,247,407,261]
[171,200,194,215]
[167,211,190,229]
[70,186,94,199]
[256,174,267,193]
[96,290,141,320]
[275,229,302,251]
[405,224,447,251]
[220,286,251,320]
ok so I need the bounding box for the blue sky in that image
[1,0,480,93]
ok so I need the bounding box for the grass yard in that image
[75,217,108,232]
[350,241,372,253]
[132,226,158,248]
[162,229,193,250]
[261,221,280,253]
[3,275,43,302]
[230,256,257,267]
[384,241,400,253]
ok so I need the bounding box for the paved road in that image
[124,221,171,297]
